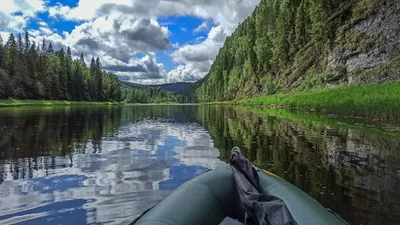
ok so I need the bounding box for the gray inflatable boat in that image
[132,150,347,225]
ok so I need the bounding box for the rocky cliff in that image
[190,0,400,102]
[326,0,400,85]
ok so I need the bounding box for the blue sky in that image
[0,0,259,84]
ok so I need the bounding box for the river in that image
[0,105,399,225]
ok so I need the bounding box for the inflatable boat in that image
[132,149,347,225]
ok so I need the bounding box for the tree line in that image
[122,88,178,103]
[0,31,121,101]
[189,0,366,102]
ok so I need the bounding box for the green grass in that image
[204,82,400,119]
[0,99,124,107]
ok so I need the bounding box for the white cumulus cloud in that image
[2,0,261,84]
[193,21,210,33]
[0,0,47,30]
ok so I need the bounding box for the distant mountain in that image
[120,81,147,90]
[121,81,194,94]
[150,82,195,93]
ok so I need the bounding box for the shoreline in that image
[0,100,124,107]
[201,82,400,120]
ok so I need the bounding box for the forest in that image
[0,31,121,102]
[187,0,384,102]
[0,0,393,106]
[122,88,178,103]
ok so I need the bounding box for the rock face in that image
[326,0,400,86]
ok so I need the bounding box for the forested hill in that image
[121,81,194,94]
[190,0,400,102]
[0,32,121,102]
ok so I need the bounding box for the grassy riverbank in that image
[0,100,124,107]
[205,82,400,119]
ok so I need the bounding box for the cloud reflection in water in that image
[0,119,224,225]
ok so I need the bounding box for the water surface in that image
[0,105,399,225]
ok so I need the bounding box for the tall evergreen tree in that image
[95,57,103,101]
[58,48,67,99]
[80,52,85,65]
[24,29,30,55]
[66,46,73,99]
[90,57,97,100]
[0,34,4,69]
[41,38,47,54]
[27,41,38,98]
[17,33,24,57]
[5,34,17,78]
[47,42,54,54]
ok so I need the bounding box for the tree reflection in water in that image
[0,105,399,225]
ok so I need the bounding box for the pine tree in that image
[41,38,47,54]
[24,29,30,55]
[27,41,38,98]
[47,42,54,53]
[66,46,73,99]
[17,33,24,57]
[89,57,97,100]
[295,1,307,48]
[58,48,67,99]
[0,69,11,98]
[0,34,4,69]
[14,33,29,98]
[95,57,103,101]
[80,52,85,65]
[90,57,96,74]
[5,34,17,78]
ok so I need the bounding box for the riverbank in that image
[205,82,400,119]
[0,100,124,107]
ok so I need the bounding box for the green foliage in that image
[124,88,178,104]
[188,0,368,103]
[261,76,278,95]
[0,99,122,107]
[295,73,325,92]
[338,31,377,52]
[0,32,122,102]
[233,82,400,119]
[0,69,11,98]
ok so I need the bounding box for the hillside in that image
[120,81,189,103]
[191,0,400,102]
[121,81,194,94]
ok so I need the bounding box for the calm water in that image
[0,105,399,225]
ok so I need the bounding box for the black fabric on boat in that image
[229,149,298,225]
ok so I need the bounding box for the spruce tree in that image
[27,41,38,98]
[47,42,54,53]
[80,53,85,65]
[66,46,73,99]
[24,29,30,55]
[90,57,97,100]
[0,34,4,69]
[5,34,17,78]
[41,38,47,54]
[95,57,103,101]
[17,33,24,57]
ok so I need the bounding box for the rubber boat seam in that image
[135,219,174,225]
[264,183,292,192]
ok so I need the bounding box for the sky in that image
[0,0,260,84]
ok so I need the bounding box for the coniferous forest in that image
[185,0,398,103]
[0,31,121,102]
